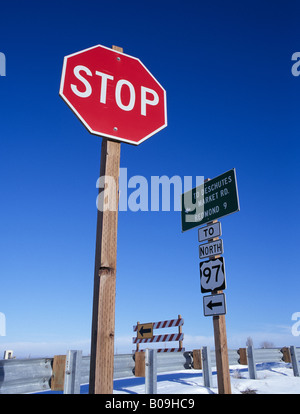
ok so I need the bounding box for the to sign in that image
[60,44,167,145]
[203,293,226,316]
[200,257,226,293]
[198,222,222,242]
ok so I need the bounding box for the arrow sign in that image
[139,326,152,337]
[137,323,153,339]
[203,293,226,316]
[207,299,223,310]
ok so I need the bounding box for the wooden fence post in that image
[51,355,66,391]
[192,349,202,369]
[281,347,291,363]
[238,348,248,365]
[134,351,145,377]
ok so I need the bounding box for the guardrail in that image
[240,345,300,380]
[0,357,52,394]
[0,346,299,394]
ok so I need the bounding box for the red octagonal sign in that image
[59,45,167,145]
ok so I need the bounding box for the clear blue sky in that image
[1,0,300,357]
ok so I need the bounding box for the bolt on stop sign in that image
[59,44,167,145]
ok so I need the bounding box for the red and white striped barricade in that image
[133,316,184,352]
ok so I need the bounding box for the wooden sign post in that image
[202,221,231,394]
[89,135,121,394]
[187,170,240,395]
[213,307,231,394]
[60,44,167,394]
[89,45,123,394]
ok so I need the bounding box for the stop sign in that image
[59,45,167,145]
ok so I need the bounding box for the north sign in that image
[199,239,223,260]
[181,169,240,232]
[60,44,167,145]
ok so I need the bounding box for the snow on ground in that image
[112,362,300,394]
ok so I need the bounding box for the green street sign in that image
[181,168,240,232]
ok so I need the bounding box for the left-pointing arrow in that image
[203,293,226,317]
[207,300,222,310]
[139,326,152,337]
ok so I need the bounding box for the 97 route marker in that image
[200,257,226,293]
